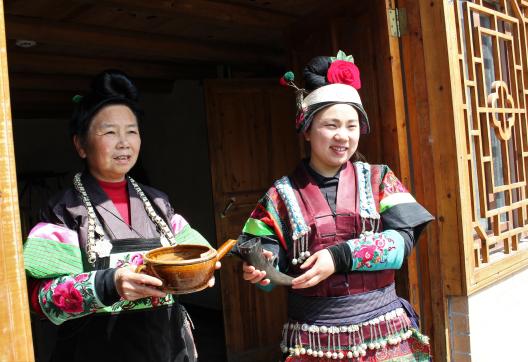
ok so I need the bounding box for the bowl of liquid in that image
[137,239,236,294]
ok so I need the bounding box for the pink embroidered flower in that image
[327,60,361,90]
[354,245,376,263]
[129,253,144,266]
[51,280,84,313]
[374,237,386,249]
[74,274,89,283]
[115,259,125,268]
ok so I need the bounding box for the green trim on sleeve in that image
[24,237,84,279]
[379,192,417,213]
[242,218,275,236]
[174,224,210,247]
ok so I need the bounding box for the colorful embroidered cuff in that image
[38,271,106,325]
[346,230,405,271]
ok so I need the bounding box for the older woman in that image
[24,70,217,362]
[238,53,434,361]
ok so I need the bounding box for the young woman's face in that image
[305,103,360,176]
[74,104,141,182]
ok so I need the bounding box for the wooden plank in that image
[4,0,92,20]
[205,80,298,361]
[6,51,217,79]
[0,0,35,360]
[397,0,445,360]
[471,247,528,291]
[417,0,477,360]
[5,15,284,65]
[98,0,294,29]
[9,73,174,93]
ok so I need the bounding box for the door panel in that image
[205,80,299,361]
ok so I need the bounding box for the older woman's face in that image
[74,104,141,182]
[305,104,360,176]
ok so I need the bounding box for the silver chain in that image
[73,173,176,265]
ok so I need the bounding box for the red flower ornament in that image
[327,60,361,90]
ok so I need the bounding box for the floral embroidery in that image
[129,253,143,266]
[114,252,145,269]
[39,272,105,325]
[74,274,89,283]
[380,170,408,195]
[107,294,173,313]
[348,231,403,271]
[52,280,84,313]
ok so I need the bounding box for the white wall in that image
[467,266,528,362]
[448,266,528,361]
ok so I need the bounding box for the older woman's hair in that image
[70,70,143,141]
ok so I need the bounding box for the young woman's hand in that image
[207,261,222,288]
[242,249,274,286]
[291,249,335,289]
[114,266,167,301]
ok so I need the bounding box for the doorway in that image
[4,1,416,361]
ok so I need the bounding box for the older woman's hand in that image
[291,249,335,289]
[242,249,273,286]
[207,261,221,288]
[115,266,167,301]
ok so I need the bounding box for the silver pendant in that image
[94,238,113,258]
[160,235,170,247]
[95,225,105,236]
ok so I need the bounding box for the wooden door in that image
[205,80,299,362]
[0,0,35,360]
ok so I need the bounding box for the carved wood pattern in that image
[455,0,528,276]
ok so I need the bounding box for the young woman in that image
[24,70,218,362]
[239,53,433,361]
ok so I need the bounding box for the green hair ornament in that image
[330,50,355,63]
[72,94,83,104]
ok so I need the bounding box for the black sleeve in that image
[95,268,121,306]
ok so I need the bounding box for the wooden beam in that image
[5,15,285,65]
[9,73,175,93]
[98,0,294,29]
[0,0,35,360]
[6,51,217,79]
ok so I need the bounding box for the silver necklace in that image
[73,173,176,265]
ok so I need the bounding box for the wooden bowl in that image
[139,239,236,294]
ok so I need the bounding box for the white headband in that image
[302,83,363,108]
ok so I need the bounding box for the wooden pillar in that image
[0,0,34,360]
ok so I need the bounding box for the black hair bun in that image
[90,69,139,102]
[70,69,142,138]
[303,56,331,92]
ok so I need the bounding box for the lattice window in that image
[454,0,528,286]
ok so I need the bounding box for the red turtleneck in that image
[97,179,131,225]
